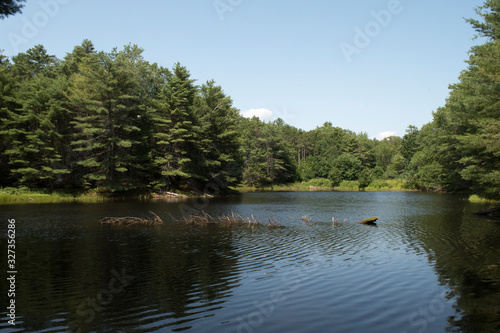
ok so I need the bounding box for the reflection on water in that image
[0,192,499,332]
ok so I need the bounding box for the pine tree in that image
[148,63,198,192]
[0,0,26,19]
[2,47,71,188]
[240,118,297,187]
[69,47,143,191]
[193,80,242,192]
[11,45,59,81]
[415,0,500,198]
[0,54,18,186]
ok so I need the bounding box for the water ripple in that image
[1,192,499,332]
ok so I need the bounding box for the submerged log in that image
[474,206,500,217]
[357,216,378,225]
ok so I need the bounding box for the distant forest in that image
[0,1,499,200]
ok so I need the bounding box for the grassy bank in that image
[2,178,417,204]
[233,178,417,193]
[0,187,207,204]
[0,187,109,204]
[468,195,500,204]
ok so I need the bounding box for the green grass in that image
[233,178,416,193]
[0,187,107,204]
[468,195,500,204]
[364,179,410,191]
[0,187,205,204]
[3,179,419,203]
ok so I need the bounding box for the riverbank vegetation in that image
[0,1,498,202]
[0,187,107,203]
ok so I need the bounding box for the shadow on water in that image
[0,192,499,332]
[0,203,243,332]
[400,195,500,333]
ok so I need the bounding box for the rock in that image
[357,216,378,225]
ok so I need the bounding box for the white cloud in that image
[241,108,275,122]
[376,131,398,140]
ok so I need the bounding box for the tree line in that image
[0,1,498,199]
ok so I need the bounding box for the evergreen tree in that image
[0,0,25,19]
[62,40,97,77]
[240,118,297,187]
[193,80,242,192]
[308,122,346,178]
[148,63,198,191]
[401,125,420,163]
[2,47,71,188]
[0,53,17,186]
[0,35,497,197]
[414,1,500,198]
[69,47,144,190]
[11,45,59,81]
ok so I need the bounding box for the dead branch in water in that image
[301,215,315,226]
[178,211,281,229]
[268,217,282,228]
[100,211,163,226]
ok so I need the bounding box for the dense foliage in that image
[0,0,25,19]
[0,1,499,199]
[410,0,500,200]
[0,41,242,194]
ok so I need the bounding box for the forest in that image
[0,1,499,200]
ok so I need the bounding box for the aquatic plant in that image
[179,211,284,229]
[100,211,163,226]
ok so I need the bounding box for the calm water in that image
[1,191,500,333]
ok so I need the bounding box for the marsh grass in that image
[178,211,283,229]
[100,211,163,227]
[0,187,108,204]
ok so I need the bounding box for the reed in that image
[100,211,163,226]
[267,217,282,228]
[179,211,284,229]
[301,215,315,226]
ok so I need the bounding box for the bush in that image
[357,169,373,189]
[305,178,333,188]
[468,195,499,204]
[366,179,409,190]
[368,179,387,189]
[338,180,359,189]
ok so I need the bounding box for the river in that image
[1,191,499,332]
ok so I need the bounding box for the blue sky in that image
[0,0,486,139]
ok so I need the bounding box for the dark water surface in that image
[1,192,500,333]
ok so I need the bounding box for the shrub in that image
[368,179,387,189]
[305,178,333,188]
[338,180,359,189]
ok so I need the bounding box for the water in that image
[1,191,499,333]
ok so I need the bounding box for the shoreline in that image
[0,189,194,204]
[1,186,497,205]
[232,185,420,193]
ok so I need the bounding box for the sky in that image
[0,0,486,139]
